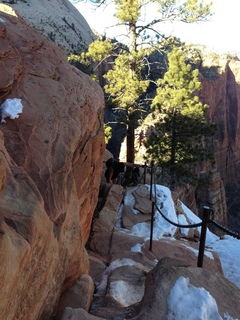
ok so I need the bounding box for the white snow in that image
[207,235,240,289]
[167,276,222,319]
[178,213,189,235]
[101,184,240,319]
[180,242,214,260]
[1,98,23,123]
[124,186,140,214]
[128,184,178,240]
[131,243,143,252]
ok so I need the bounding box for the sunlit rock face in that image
[0,5,104,319]
[3,0,96,54]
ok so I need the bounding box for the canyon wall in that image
[200,59,240,183]
[199,58,240,227]
[0,5,104,319]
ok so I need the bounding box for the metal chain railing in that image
[118,159,240,267]
[147,161,240,268]
[209,219,240,239]
[152,161,202,228]
[154,204,203,229]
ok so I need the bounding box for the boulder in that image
[130,257,240,319]
[57,274,95,320]
[0,6,104,319]
[89,253,108,286]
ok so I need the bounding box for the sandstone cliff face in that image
[199,59,240,226]
[0,5,104,319]
[2,0,96,54]
[200,60,240,183]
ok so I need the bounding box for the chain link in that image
[151,165,240,236]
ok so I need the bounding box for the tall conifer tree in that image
[145,48,216,186]
[77,0,213,167]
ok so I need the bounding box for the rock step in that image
[88,184,124,260]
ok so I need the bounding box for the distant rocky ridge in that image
[2,0,96,54]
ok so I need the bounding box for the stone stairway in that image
[60,184,240,320]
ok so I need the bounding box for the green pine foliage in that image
[104,52,150,109]
[81,39,113,63]
[104,124,112,144]
[115,0,140,23]
[145,48,217,186]
[77,0,213,165]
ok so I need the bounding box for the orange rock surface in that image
[0,5,104,319]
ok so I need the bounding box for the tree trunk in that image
[126,22,137,169]
[170,116,177,187]
[126,123,135,165]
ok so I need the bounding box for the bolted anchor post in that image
[197,206,212,268]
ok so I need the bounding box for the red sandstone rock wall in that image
[199,60,240,223]
[0,5,104,319]
[200,60,240,184]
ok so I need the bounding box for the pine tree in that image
[77,0,213,168]
[145,48,217,187]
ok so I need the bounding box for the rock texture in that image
[2,0,96,54]
[0,5,104,319]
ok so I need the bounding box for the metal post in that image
[143,162,147,184]
[150,161,154,201]
[197,206,211,268]
[149,200,155,251]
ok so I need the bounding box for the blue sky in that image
[74,0,240,54]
